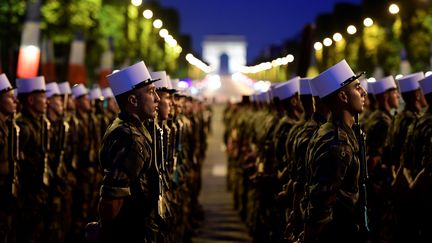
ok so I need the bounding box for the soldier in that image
[44,82,67,243]
[386,72,426,243]
[303,60,367,242]
[402,73,432,242]
[362,76,399,242]
[0,73,18,243]
[97,61,160,242]
[284,78,330,242]
[385,72,426,180]
[70,83,95,239]
[58,81,78,242]
[15,76,49,243]
[151,70,176,242]
[273,77,303,169]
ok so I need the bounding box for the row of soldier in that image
[0,60,212,243]
[224,59,432,243]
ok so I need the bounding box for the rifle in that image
[353,114,371,241]
[9,113,20,197]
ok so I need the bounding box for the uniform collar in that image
[118,111,152,143]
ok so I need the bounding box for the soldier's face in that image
[67,95,76,111]
[344,79,367,114]
[29,92,47,114]
[0,90,17,115]
[387,89,400,109]
[76,95,91,112]
[135,83,160,119]
[157,92,171,120]
[48,95,63,116]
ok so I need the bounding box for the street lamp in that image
[333,33,343,42]
[323,38,333,47]
[389,3,400,15]
[153,19,163,29]
[347,25,357,35]
[131,0,142,7]
[286,54,294,63]
[159,28,168,38]
[363,18,373,27]
[314,42,323,50]
[143,9,153,19]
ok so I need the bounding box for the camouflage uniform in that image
[0,118,16,243]
[99,112,159,242]
[303,117,361,242]
[363,109,393,242]
[384,108,420,243]
[285,112,327,241]
[16,109,49,243]
[401,110,432,242]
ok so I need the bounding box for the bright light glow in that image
[17,45,41,78]
[174,45,182,53]
[190,87,199,95]
[153,19,163,29]
[159,29,168,38]
[253,80,271,92]
[131,0,142,6]
[164,34,174,42]
[323,38,333,47]
[333,33,343,42]
[395,74,404,79]
[207,74,221,90]
[143,9,153,19]
[178,80,189,89]
[389,4,400,15]
[314,42,323,50]
[167,39,177,47]
[425,71,432,77]
[185,53,212,73]
[287,54,294,63]
[367,77,376,82]
[363,18,373,27]
[347,25,357,35]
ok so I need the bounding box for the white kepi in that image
[299,77,312,95]
[0,73,12,92]
[106,61,158,96]
[309,59,364,98]
[102,87,114,99]
[371,76,397,95]
[89,87,103,100]
[16,76,46,94]
[58,82,72,95]
[71,84,88,99]
[419,74,432,95]
[46,82,61,98]
[151,71,169,89]
[272,76,300,100]
[396,72,424,93]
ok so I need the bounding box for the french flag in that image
[16,0,42,78]
[41,38,57,82]
[68,33,87,84]
[98,37,114,88]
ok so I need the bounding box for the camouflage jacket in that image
[304,117,360,226]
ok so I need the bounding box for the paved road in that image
[192,104,252,243]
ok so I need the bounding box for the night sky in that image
[159,0,362,63]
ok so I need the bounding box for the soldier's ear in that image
[128,94,138,107]
[338,90,348,104]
